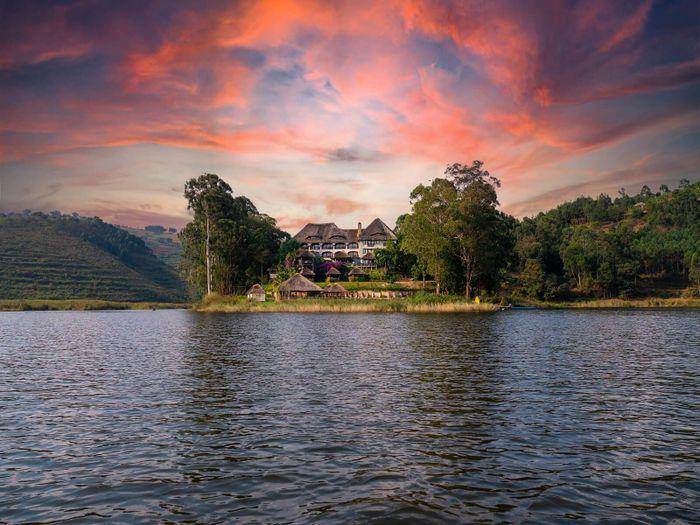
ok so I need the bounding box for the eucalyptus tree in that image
[180,173,287,297]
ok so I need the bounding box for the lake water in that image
[1,310,698,523]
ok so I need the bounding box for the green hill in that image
[120,226,182,268]
[0,214,187,302]
[515,181,700,299]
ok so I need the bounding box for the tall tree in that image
[180,174,288,297]
[183,173,234,295]
[401,178,456,293]
[445,162,510,297]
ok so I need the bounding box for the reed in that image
[0,299,187,311]
[195,295,500,313]
[538,297,700,309]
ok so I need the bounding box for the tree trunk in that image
[205,214,212,295]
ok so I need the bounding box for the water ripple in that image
[0,309,698,523]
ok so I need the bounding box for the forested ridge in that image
[1,171,697,304]
[514,180,700,299]
[0,212,186,302]
[377,167,699,301]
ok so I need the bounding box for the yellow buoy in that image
[475,296,481,304]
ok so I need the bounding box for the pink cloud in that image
[1,0,698,226]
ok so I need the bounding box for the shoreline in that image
[0,299,188,311]
[1,297,698,312]
[195,296,501,313]
[532,297,700,309]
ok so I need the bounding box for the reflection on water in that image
[1,310,698,523]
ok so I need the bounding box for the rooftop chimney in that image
[357,222,362,239]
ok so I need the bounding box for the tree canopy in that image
[179,174,289,296]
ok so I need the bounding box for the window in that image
[300,243,308,249]
[364,240,385,247]
[311,243,321,250]
[334,243,346,249]
[321,251,332,258]
[348,242,358,249]
[348,251,358,257]
[322,243,333,249]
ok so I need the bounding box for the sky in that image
[1,0,699,233]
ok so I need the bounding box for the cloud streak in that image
[1,0,699,227]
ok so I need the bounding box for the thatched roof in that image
[359,218,397,241]
[362,252,376,260]
[293,218,395,244]
[278,273,323,293]
[333,250,351,259]
[301,267,315,277]
[294,222,355,243]
[324,283,347,294]
[297,250,316,259]
[326,267,341,276]
[348,267,367,275]
[246,284,265,295]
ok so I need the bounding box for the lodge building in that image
[293,218,397,268]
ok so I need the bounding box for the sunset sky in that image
[1,0,699,232]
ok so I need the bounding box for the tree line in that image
[377,166,699,299]
[179,169,700,300]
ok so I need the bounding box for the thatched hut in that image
[296,249,316,269]
[301,267,315,279]
[326,267,341,281]
[323,282,348,298]
[348,266,367,282]
[333,251,352,262]
[278,273,323,299]
[245,284,266,301]
[362,251,377,268]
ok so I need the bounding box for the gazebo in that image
[326,267,341,281]
[323,283,348,298]
[278,274,323,299]
[348,267,367,282]
[361,252,377,268]
[300,267,315,279]
[245,284,266,302]
[333,251,352,262]
[296,249,316,268]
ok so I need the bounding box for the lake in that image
[1,310,698,523]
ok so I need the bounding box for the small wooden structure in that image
[348,267,367,282]
[333,251,352,262]
[278,273,323,299]
[361,252,377,268]
[301,267,315,279]
[245,283,266,302]
[326,267,341,281]
[323,283,348,298]
[296,249,316,269]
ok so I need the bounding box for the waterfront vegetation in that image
[0,299,187,311]
[196,292,499,313]
[2,167,698,310]
[178,168,700,309]
[534,297,700,309]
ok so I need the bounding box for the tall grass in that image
[538,297,700,309]
[195,294,499,313]
[0,299,187,311]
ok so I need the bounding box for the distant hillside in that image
[515,181,700,299]
[121,226,182,268]
[0,214,187,302]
